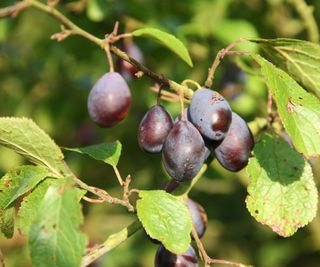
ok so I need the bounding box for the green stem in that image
[81,219,142,267]
[173,164,208,197]
[10,0,194,99]
[288,0,319,43]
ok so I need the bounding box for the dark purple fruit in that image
[155,244,198,267]
[138,105,173,153]
[214,112,254,171]
[162,120,205,181]
[87,72,131,127]
[189,88,232,141]
[186,199,208,239]
[175,109,212,161]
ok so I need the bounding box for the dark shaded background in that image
[0,0,320,266]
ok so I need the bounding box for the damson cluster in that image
[87,75,253,266]
[137,87,254,182]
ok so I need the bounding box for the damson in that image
[155,244,198,267]
[189,88,232,141]
[175,109,212,161]
[87,72,131,127]
[186,199,208,239]
[138,105,173,153]
[162,120,205,181]
[214,112,254,171]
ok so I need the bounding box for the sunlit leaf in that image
[246,133,318,237]
[136,190,192,254]
[133,27,193,67]
[252,54,320,157]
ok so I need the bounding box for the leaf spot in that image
[286,97,298,113]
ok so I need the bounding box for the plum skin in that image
[186,199,208,239]
[189,88,232,141]
[87,72,131,128]
[162,120,205,182]
[138,105,173,153]
[214,112,254,171]
[155,244,198,267]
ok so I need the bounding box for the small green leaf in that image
[86,0,109,22]
[213,19,258,53]
[0,117,68,177]
[17,179,53,235]
[0,207,15,238]
[136,190,192,254]
[251,38,320,98]
[0,165,50,209]
[133,27,193,67]
[251,54,320,157]
[29,178,87,267]
[64,141,122,166]
[246,133,318,237]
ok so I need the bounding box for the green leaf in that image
[17,179,53,235]
[0,165,50,209]
[0,207,15,238]
[251,38,320,98]
[64,141,122,167]
[0,117,67,177]
[136,190,192,254]
[246,133,318,237]
[29,178,87,267]
[132,27,193,67]
[213,19,259,53]
[86,0,109,22]
[251,54,320,158]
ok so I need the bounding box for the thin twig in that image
[81,220,142,267]
[150,84,180,102]
[51,25,73,42]
[62,162,135,211]
[0,1,29,17]
[104,42,114,72]
[191,228,249,267]
[82,196,105,203]
[205,39,247,89]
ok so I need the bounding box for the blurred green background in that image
[1,0,320,266]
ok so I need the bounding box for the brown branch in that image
[205,38,247,88]
[0,1,29,17]
[61,162,135,212]
[82,196,105,203]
